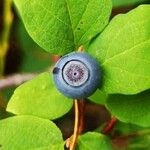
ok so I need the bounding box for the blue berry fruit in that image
[52,52,101,99]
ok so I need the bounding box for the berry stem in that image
[77,46,86,134]
[66,46,86,150]
[69,99,79,150]
[66,100,86,150]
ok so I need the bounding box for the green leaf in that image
[26,143,64,150]
[112,0,147,8]
[106,89,150,127]
[14,0,112,54]
[77,132,112,150]
[16,19,52,72]
[88,89,108,104]
[7,72,73,120]
[0,115,64,150]
[88,5,150,94]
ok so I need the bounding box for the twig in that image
[0,73,37,90]
[0,64,55,90]
[102,116,117,134]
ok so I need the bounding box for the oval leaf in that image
[106,89,150,127]
[88,5,150,94]
[7,72,73,120]
[77,132,112,150]
[17,20,52,72]
[0,115,64,149]
[14,0,112,54]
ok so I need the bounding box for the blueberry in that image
[52,52,101,99]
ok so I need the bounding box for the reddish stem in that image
[102,116,117,134]
[78,45,84,52]
[51,55,60,63]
